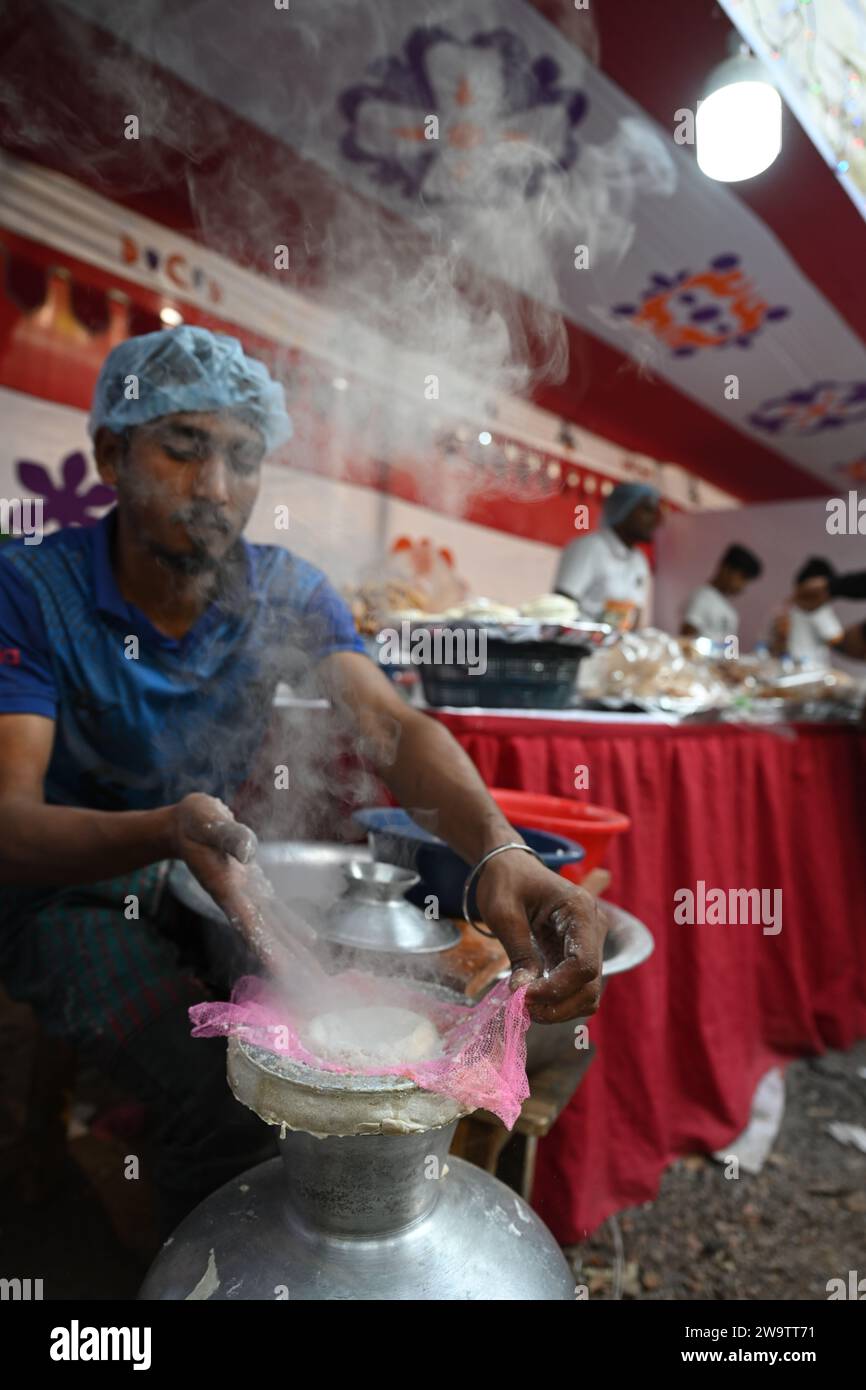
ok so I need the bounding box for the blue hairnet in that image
[602,482,661,528]
[89,326,292,452]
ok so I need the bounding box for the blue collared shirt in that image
[0,509,365,811]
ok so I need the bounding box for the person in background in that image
[680,544,763,644]
[768,558,844,668]
[795,566,866,608]
[554,482,661,631]
[793,564,866,661]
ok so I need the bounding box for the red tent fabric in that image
[431,711,866,1239]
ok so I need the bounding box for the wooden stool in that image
[452,1045,595,1199]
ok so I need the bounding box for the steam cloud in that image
[3,0,675,509]
[0,0,674,995]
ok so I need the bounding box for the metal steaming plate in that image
[167,845,654,978]
[167,842,375,925]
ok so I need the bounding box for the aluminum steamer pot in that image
[139,983,575,1302]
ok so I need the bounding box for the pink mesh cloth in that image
[190,973,531,1129]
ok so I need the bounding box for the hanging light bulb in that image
[696,44,782,182]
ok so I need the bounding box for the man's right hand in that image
[171,793,261,939]
[170,793,317,971]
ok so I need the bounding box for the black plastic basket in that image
[419,639,585,709]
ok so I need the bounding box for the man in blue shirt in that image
[0,327,604,1228]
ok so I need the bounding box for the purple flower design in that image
[749,381,866,436]
[610,255,790,357]
[339,26,588,206]
[16,451,115,528]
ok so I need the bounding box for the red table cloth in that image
[430,711,866,1243]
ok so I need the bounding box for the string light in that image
[459,434,668,506]
[748,0,865,176]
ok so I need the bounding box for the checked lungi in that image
[0,864,276,1228]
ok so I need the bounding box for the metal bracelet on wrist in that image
[461,841,544,938]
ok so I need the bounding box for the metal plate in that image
[168,842,374,926]
[600,902,655,977]
[168,847,654,978]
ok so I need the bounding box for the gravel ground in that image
[567,1039,866,1301]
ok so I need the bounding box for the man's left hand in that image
[473,851,608,1023]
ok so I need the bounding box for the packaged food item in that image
[344,537,468,634]
[599,598,640,632]
[578,628,731,712]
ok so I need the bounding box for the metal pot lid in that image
[320,861,461,954]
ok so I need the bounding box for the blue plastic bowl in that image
[352,807,585,919]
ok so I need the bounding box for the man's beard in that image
[150,504,238,577]
[149,543,219,577]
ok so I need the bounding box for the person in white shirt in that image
[793,565,866,661]
[681,544,763,644]
[769,558,844,670]
[554,482,661,630]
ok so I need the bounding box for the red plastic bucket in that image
[489,789,631,883]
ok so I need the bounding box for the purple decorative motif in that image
[610,255,789,356]
[16,452,115,528]
[749,381,866,436]
[339,26,588,205]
